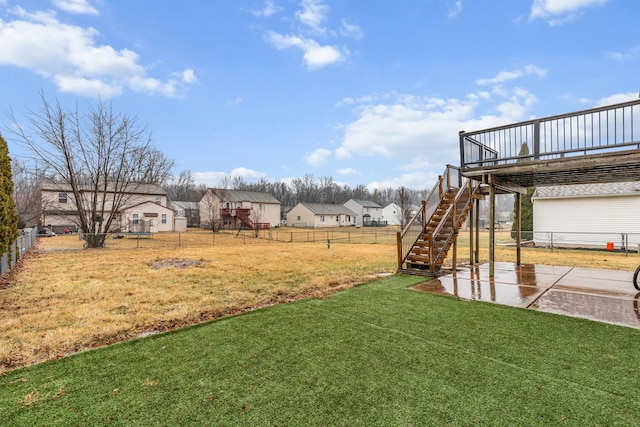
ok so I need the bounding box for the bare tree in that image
[199,190,223,233]
[7,94,174,248]
[11,158,45,228]
[166,169,200,202]
[395,186,413,229]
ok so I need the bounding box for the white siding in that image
[382,203,401,226]
[533,195,640,249]
[286,204,318,227]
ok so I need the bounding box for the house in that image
[170,201,200,227]
[121,200,175,233]
[343,199,385,227]
[40,180,173,233]
[199,189,281,230]
[382,203,403,226]
[286,203,357,228]
[532,182,640,250]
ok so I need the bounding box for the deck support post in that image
[515,192,522,265]
[489,176,496,278]
[475,197,480,264]
[468,194,474,266]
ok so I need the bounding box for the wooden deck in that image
[462,148,640,190]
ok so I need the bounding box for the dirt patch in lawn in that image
[150,258,204,269]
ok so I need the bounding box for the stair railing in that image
[429,179,479,269]
[396,165,463,268]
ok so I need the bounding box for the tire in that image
[634,266,640,291]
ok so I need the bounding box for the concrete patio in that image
[412,262,640,329]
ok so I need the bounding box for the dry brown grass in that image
[0,231,396,373]
[455,231,640,271]
[2,229,638,374]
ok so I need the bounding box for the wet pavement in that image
[412,262,640,329]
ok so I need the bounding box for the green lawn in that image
[2,274,640,425]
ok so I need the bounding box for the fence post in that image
[625,233,629,256]
[397,232,403,269]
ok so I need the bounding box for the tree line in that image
[165,170,429,213]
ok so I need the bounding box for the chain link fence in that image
[35,227,400,251]
[1,228,37,276]
[531,231,640,254]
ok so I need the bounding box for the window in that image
[58,192,67,203]
[320,215,325,222]
[297,215,301,221]
[178,209,185,217]
[155,196,162,204]
[161,214,167,224]
[133,214,139,224]
[259,203,265,211]
[336,216,339,222]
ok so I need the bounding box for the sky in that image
[0,0,638,191]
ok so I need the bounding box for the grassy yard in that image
[1,274,640,425]
[0,230,398,373]
[2,229,639,375]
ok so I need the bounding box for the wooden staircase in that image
[397,166,480,274]
[237,210,254,229]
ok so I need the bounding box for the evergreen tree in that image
[511,142,534,239]
[0,133,19,257]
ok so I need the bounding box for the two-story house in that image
[199,189,281,230]
[343,199,385,227]
[40,180,175,233]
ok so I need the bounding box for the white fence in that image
[0,228,37,276]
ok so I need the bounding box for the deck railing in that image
[460,99,640,168]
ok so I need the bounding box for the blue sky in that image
[1,0,638,190]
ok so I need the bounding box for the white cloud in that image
[530,0,610,25]
[335,77,544,167]
[267,31,345,69]
[340,19,363,40]
[337,96,478,160]
[52,0,98,15]
[0,7,196,98]
[606,46,640,61]
[336,167,359,175]
[305,148,332,166]
[475,65,547,86]
[181,69,197,84]
[295,0,329,34]
[251,0,282,18]
[448,1,462,19]
[55,75,122,97]
[595,92,639,106]
[262,0,358,70]
[334,146,351,159]
[367,170,439,192]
